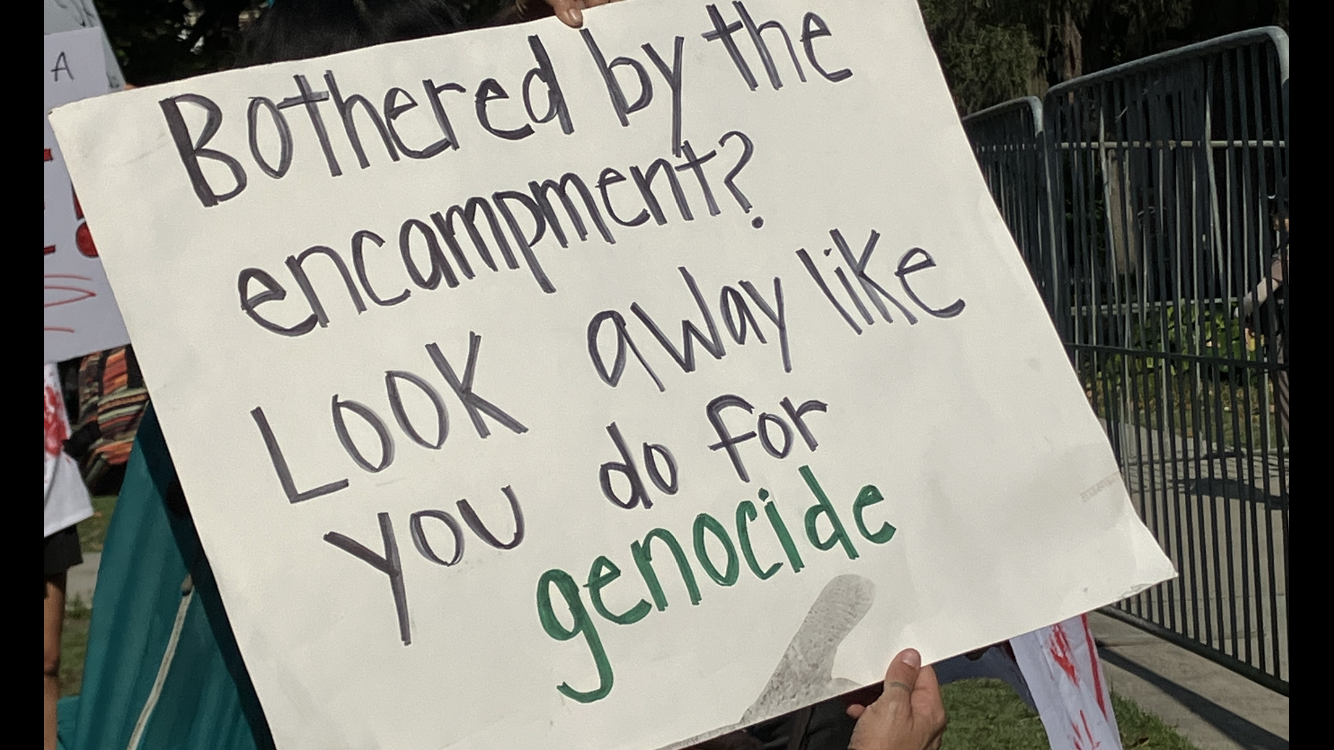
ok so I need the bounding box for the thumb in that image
[883,648,923,699]
[546,0,584,27]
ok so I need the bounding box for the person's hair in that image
[237,0,505,67]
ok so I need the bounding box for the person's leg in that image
[44,573,66,750]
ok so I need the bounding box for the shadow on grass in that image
[942,678,1205,750]
[1100,650,1287,750]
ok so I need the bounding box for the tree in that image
[920,0,1046,114]
[93,0,267,86]
[921,0,1289,115]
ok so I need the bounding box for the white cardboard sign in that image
[44,27,130,363]
[51,0,1175,747]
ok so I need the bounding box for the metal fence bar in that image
[962,27,1288,694]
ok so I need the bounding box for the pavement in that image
[65,551,99,607]
[62,556,1288,750]
[1088,610,1288,750]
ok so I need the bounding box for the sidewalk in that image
[66,552,99,606]
[1088,611,1288,750]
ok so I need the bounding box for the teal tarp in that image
[58,406,274,750]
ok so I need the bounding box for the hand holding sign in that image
[543,0,624,28]
[847,649,948,750]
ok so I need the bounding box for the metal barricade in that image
[964,28,1289,693]
[962,97,1063,332]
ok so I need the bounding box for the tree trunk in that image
[1060,7,1083,81]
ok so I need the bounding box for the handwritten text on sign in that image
[51,1,1174,748]
[43,27,129,363]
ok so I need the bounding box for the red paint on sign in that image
[1049,622,1079,685]
[44,383,68,459]
[1080,613,1109,718]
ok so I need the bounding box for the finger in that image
[883,648,923,698]
[912,664,946,724]
[915,662,941,697]
[546,0,584,27]
[845,704,866,720]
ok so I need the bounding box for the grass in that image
[1113,693,1206,750]
[942,678,1048,749]
[941,678,1203,750]
[77,495,118,554]
[59,495,115,699]
[60,595,92,698]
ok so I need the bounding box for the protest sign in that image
[43,0,126,90]
[1012,615,1123,750]
[50,0,1176,746]
[44,27,130,363]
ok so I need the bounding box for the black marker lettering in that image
[325,513,411,645]
[285,245,368,329]
[734,1,806,90]
[701,4,756,90]
[160,94,247,207]
[796,248,862,334]
[431,198,511,275]
[674,141,721,217]
[706,394,756,482]
[351,230,411,306]
[422,79,466,152]
[597,167,650,227]
[581,29,653,127]
[458,486,525,549]
[642,37,686,155]
[523,35,574,134]
[896,247,966,318]
[331,395,395,473]
[631,158,693,224]
[630,267,725,372]
[738,277,790,372]
[384,87,453,159]
[719,285,764,346]
[411,510,465,566]
[278,75,341,177]
[831,229,918,325]
[238,268,318,337]
[779,397,826,450]
[247,97,293,179]
[587,310,665,391]
[325,70,399,168]
[250,406,349,503]
[599,422,654,510]
[426,333,529,438]
[530,173,616,247]
[385,370,448,449]
[801,12,853,82]
[475,79,535,141]
[400,218,458,290]
[492,189,554,293]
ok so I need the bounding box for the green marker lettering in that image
[761,488,805,573]
[586,555,651,625]
[736,500,782,579]
[853,484,896,543]
[692,513,740,586]
[630,527,702,610]
[799,465,859,560]
[536,568,613,703]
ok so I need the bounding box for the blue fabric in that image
[58,405,274,750]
